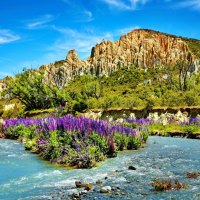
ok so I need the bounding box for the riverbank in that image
[151,131,200,139]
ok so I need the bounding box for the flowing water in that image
[0,137,200,200]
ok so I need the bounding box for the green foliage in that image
[141,130,149,143]
[3,62,200,113]
[4,124,37,141]
[49,131,59,147]
[88,133,109,154]
[63,65,200,111]
[6,69,70,110]
[73,101,88,112]
[3,120,147,168]
[127,135,141,150]
[184,125,199,134]
[184,39,200,59]
[24,139,36,151]
[114,133,128,151]
[149,122,200,135]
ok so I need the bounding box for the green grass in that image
[149,123,200,136]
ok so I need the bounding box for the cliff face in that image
[40,29,200,85]
[88,30,195,74]
[1,29,200,90]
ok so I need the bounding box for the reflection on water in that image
[0,137,200,200]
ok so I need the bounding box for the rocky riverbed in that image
[0,136,200,200]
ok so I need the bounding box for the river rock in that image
[100,186,112,193]
[128,166,137,170]
[75,180,84,188]
[96,180,102,185]
[84,183,93,191]
[80,190,88,195]
[71,191,80,199]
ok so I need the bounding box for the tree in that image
[176,60,193,91]
[6,69,69,110]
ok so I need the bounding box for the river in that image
[0,136,200,200]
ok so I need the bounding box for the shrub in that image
[184,125,198,133]
[127,135,141,150]
[114,133,127,151]
[141,130,149,143]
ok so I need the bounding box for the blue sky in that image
[0,0,200,78]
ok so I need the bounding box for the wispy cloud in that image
[100,0,149,10]
[61,0,94,22]
[69,10,94,23]
[0,29,20,44]
[0,71,12,77]
[115,26,140,35]
[178,0,200,9]
[26,14,55,29]
[48,26,113,59]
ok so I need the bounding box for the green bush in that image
[88,133,109,154]
[127,135,141,150]
[141,130,149,143]
[114,133,128,151]
[184,125,198,133]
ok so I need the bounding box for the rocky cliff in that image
[1,29,200,90]
[40,29,200,86]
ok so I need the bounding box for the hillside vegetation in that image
[184,39,200,59]
[64,64,200,112]
[1,62,200,118]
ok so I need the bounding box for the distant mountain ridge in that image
[1,29,200,92]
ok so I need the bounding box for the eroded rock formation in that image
[39,29,200,86]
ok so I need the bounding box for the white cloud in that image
[178,0,200,9]
[0,29,20,44]
[61,0,94,22]
[115,26,140,35]
[101,0,149,10]
[72,10,94,22]
[48,26,114,59]
[26,14,55,29]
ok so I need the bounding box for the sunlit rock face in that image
[89,29,198,73]
[1,29,200,90]
[39,29,199,85]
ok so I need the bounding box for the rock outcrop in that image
[39,29,200,86]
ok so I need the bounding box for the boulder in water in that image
[75,180,84,188]
[128,166,136,170]
[100,186,112,193]
[84,183,93,191]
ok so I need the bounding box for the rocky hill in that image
[1,29,200,90]
[40,29,200,86]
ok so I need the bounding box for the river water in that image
[0,136,200,200]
